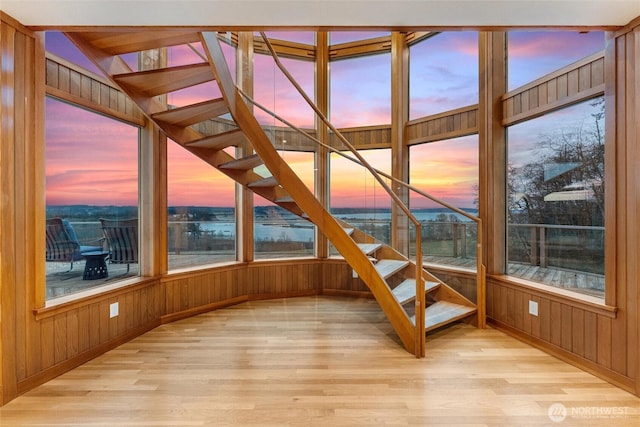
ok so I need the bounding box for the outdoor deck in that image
[425,255,605,298]
[46,253,605,301]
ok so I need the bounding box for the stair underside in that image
[83,31,202,55]
[220,154,264,171]
[185,129,245,149]
[153,98,228,127]
[411,301,477,333]
[114,62,215,97]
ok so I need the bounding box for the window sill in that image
[488,274,617,318]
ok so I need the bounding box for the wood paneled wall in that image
[1,13,45,405]
[162,260,326,321]
[484,28,639,397]
[486,277,632,390]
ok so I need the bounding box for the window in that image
[330,149,392,247]
[45,98,139,300]
[507,98,605,297]
[254,52,315,129]
[252,50,316,259]
[409,136,479,268]
[254,151,316,259]
[330,53,391,128]
[167,143,237,270]
[409,32,479,119]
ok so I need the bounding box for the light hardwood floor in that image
[1,296,638,426]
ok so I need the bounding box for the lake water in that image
[195,209,478,242]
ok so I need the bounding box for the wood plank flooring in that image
[1,296,638,426]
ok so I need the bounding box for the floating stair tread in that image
[248,176,279,188]
[186,129,244,150]
[343,228,354,236]
[152,98,228,127]
[392,279,440,304]
[219,154,264,171]
[114,63,215,97]
[81,31,202,55]
[374,259,410,279]
[411,301,476,332]
[275,196,295,203]
[357,243,382,255]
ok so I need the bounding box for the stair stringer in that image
[200,33,417,354]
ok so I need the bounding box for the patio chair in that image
[100,218,138,273]
[45,217,104,271]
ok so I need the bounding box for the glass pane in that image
[254,151,315,259]
[409,32,478,119]
[254,53,315,129]
[330,149,392,247]
[330,53,391,128]
[409,136,479,268]
[45,98,139,299]
[507,98,605,297]
[167,142,236,270]
[508,31,604,91]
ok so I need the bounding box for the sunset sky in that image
[45,30,604,209]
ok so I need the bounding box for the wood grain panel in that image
[328,125,392,150]
[407,105,478,146]
[45,53,144,126]
[584,311,598,362]
[1,20,19,404]
[502,52,605,126]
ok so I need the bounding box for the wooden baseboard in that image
[160,295,249,324]
[248,289,319,301]
[321,289,374,299]
[16,320,160,396]
[488,318,637,396]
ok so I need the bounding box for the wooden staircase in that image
[64,30,479,356]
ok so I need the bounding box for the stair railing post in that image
[476,219,486,328]
[415,223,426,357]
